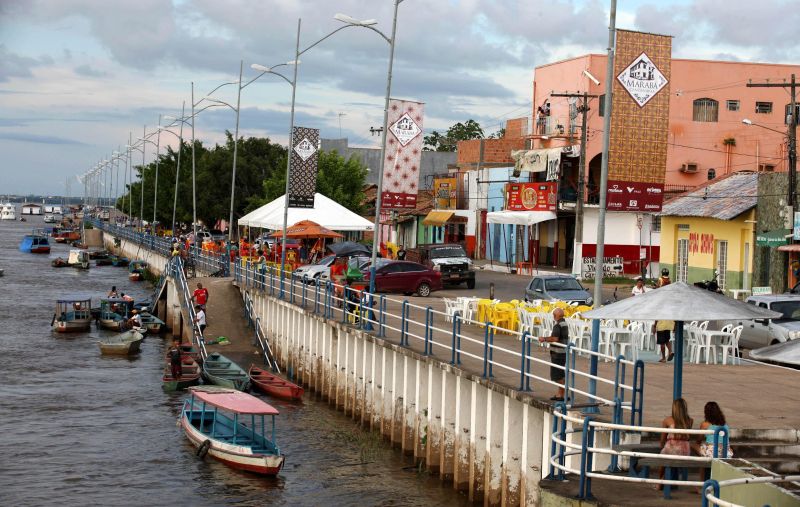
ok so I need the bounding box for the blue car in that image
[524,274,593,306]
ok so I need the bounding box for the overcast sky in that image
[1,0,799,195]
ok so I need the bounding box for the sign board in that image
[756,229,790,247]
[381,99,425,209]
[433,177,457,210]
[581,256,624,279]
[751,286,772,295]
[794,211,800,240]
[505,182,557,211]
[288,126,319,208]
[606,29,672,212]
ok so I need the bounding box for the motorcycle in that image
[693,270,724,294]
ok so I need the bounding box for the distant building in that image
[21,203,42,215]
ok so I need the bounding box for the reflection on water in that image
[0,218,467,506]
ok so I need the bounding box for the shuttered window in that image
[693,98,718,122]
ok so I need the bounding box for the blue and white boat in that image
[181,386,284,475]
[19,230,50,253]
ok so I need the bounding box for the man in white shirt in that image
[631,277,648,296]
[194,305,206,334]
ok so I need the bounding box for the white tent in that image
[238,193,374,232]
[486,210,556,225]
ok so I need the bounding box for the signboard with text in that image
[288,126,319,208]
[434,177,457,209]
[381,99,425,209]
[505,182,557,211]
[606,29,672,212]
[581,256,624,279]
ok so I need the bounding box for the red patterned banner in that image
[381,99,425,209]
[505,182,557,211]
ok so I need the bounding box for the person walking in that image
[654,320,675,362]
[167,338,182,380]
[538,307,569,401]
[194,305,206,335]
[658,268,672,287]
[191,282,209,310]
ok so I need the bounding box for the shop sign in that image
[505,182,557,212]
[381,99,425,209]
[434,177,457,210]
[581,256,624,279]
[605,181,664,212]
[756,229,790,247]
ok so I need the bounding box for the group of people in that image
[631,268,676,363]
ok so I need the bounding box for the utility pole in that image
[552,91,599,279]
[747,74,798,207]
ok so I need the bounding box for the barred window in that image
[693,98,718,122]
[755,102,772,114]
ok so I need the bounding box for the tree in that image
[423,119,485,151]
[488,127,506,139]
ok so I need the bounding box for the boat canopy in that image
[189,386,280,415]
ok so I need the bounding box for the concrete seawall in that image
[245,287,556,506]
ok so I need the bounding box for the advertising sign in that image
[434,177,457,210]
[794,211,800,240]
[505,182,557,211]
[581,256,624,279]
[288,126,319,208]
[607,29,672,212]
[381,99,425,209]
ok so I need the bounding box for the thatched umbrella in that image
[582,282,780,400]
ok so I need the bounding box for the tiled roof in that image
[659,172,758,220]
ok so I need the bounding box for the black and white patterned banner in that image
[288,126,319,208]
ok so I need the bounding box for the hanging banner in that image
[381,99,425,209]
[511,147,569,178]
[288,126,319,208]
[607,29,672,212]
[505,182,557,211]
[434,177,457,209]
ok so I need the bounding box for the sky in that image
[1,0,799,195]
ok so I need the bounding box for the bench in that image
[634,457,710,499]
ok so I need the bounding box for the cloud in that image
[0,132,87,145]
[74,64,107,77]
[0,44,46,82]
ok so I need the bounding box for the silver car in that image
[733,295,800,349]
[524,274,593,305]
[293,255,335,283]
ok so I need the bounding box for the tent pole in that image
[673,320,684,400]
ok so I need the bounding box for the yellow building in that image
[659,173,756,292]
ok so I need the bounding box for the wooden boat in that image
[129,260,147,281]
[139,311,165,333]
[95,258,113,266]
[19,233,50,253]
[162,356,201,392]
[180,386,284,475]
[110,255,130,267]
[53,229,81,243]
[96,297,133,331]
[202,353,251,391]
[97,330,144,355]
[52,298,92,333]
[71,241,88,249]
[52,250,90,269]
[248,366,304,401]
[88,250,110,260]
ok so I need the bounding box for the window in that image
[716,240,728,290]
[677,224,690,231]
[651,215,661,233]
[726,100,740,111]
[693,98,719,122]
[755,102,772,114]
[785,103,800,125]
[598,94,605,117]
[677,239,689,283]
[759,164,776,172]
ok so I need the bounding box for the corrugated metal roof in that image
[659,172,758,220]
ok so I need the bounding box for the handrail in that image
[170,257,207,360]
[241,289,279,372]
[702,475,800,507]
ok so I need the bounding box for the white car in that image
[293,255,335,283]
[733,295,800,349]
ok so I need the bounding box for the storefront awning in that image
[421,210,469,226]
[777,243,800,252]
[756,229,791,247]
[486,210,557,225]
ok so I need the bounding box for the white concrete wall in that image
[245,288,556,506]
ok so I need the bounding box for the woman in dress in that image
[692,401,733,458]
[658,398,693,489]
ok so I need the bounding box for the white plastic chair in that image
[694,325,718,365]
[616,322,640,361]
[443,298,459,323]
[720,325,743,365]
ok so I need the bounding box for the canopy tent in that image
[328,241,371,257]
[238,193,374,232]
[582,282,780,400]
[269,220,343,239]
[486,210,556,225]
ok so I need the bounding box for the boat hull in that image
[249,367,304,401]
[129,273,142,282]
[180,411,284,475]
[54,320,91,333]
[97,318,125,331]
[98,338,142,355]
[203,354,251,391]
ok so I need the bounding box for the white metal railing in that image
[702,475,800,507]
[170,257,207,360]
[242,290,279,372]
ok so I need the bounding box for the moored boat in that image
[52,298,92,333]
[95,258,113,266]
[97,330,144,355]
[202,353,251,391]
[51,250,90,269]
[180,386,284,475]
[162,356,202,392]
[19,232,50,253]
[88,250,110,260]
[110,255,130,267]
[1,203,16,220]
[96,297,133,331]
[248,366,304,401]
[129,260,148,281]
[139,310,165,333]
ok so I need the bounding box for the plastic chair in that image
[616,322,640,361]
[443,298,459,323]
[720,325,743,365]
[694,327,718,365]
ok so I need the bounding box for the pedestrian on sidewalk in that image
[658,268,671,287]
[631,277,648,296]
[192,282,209,310]
[167,338,182,380]
[194,305,206,334]
[655,320,675,362]
[538,307,569,401]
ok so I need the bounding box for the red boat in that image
[248,366,304,401]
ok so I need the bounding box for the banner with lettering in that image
[434,177,457,209]
[381,99,425,209]
[505,182,557,211]
[288,126,319,208]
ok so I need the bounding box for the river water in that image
[0,216,467,506]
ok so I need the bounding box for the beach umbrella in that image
[270,220,343,239]
[582,282,780,400]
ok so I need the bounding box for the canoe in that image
[129,272,143,282]
[162,356,201,392]
[180,386,284,475]
[139,312,165,333]
[110,255,130,267]
[97,330,144,355]
[202,353,250,391]
[88,250,110,259]
[95,258,113,266]
[248,366,304,401]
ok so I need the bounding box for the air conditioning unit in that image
[680,163,698,173]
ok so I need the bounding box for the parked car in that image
[524,274,593,305]
[318,256,372,285]
[363,260,442,297]
[732,295,800,349]
[405,243,475,289]
[195,230,213,243]
[293,255,335,283]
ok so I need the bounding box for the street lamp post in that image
[172,102,185,236]
[743,118,797,206]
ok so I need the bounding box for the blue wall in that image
[484,167,532,265]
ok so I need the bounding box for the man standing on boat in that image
[191,283,209,310]
[167,338,182,380]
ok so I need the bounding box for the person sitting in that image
[692,401,733,459]
[631,277,647,296]
[128,309,143,329]
[658,398,693,489]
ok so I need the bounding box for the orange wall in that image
[533,55,799,187]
